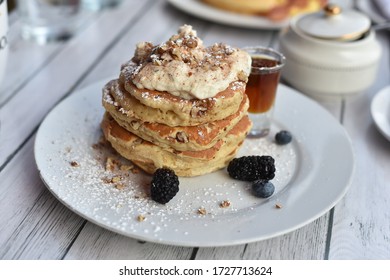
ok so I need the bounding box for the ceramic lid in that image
[296,4,371,41]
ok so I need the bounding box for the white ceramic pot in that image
[0,0,8,86]
[279,4,382,100]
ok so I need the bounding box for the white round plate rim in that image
[371,85,390,141]
[167,0,288,30]
[34,80,354,247]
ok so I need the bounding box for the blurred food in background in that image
[201,0,328,21]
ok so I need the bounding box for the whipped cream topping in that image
[127,25,251,99]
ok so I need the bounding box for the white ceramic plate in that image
[34,80,354,247]
[168,0,288,30]
[371,86,390,141]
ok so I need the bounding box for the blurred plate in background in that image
[168,0,288,29]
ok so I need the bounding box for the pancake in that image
[103,79,245,127]
[101,113,252,177]
[120,62,246,122]
[105,92,249,152]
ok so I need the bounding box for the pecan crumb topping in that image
[70,161,79,167]
[137,215,146,222]
[198,207,207,215]
[127,25,251,100]
[220,200,231,208]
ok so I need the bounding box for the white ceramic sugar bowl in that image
[0,0,8,86]
[279,4,381,100]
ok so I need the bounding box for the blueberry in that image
[252,180,275,198]
[275,130,292,145]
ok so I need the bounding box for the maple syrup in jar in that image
[243,47,285,137]
[246,55,283,113]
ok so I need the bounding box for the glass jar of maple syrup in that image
[243,47,285,137]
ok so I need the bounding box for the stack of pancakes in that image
[101,26,252,177]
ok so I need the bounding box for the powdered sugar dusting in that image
[36,89,298,243]
[230,81,244,91]
[39,122,297,241]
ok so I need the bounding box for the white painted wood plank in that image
[0,139,45,254]
[0,12,98,106]
[0,7,69,105]
[0,0,151,167]
[0,25,60,106]
[196,215,329,259]
[243,215,330,259]
[328,31,390,259]
[0,137,85,260]
[64,223,194,260]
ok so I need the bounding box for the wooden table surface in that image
[0,0,389,260]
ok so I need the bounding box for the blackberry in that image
[252,180,275,198]
[227,155,275,181]
[150,168,179,204]
[275,130,292,145]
